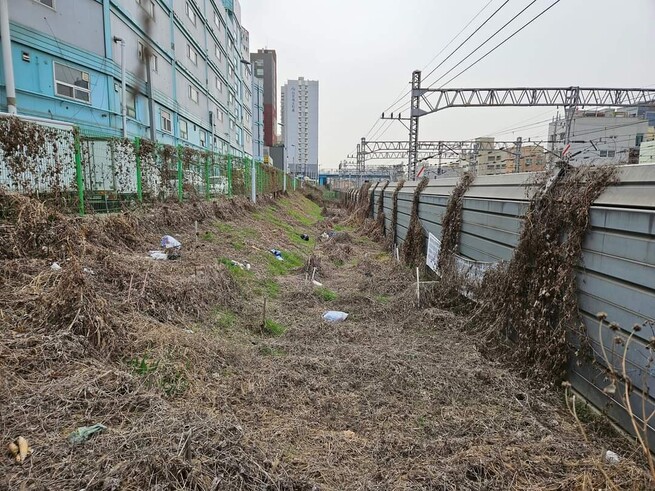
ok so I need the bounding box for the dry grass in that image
[1,186,652,490]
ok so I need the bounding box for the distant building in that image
[269,144,285,173]
[548,109,649,165]
[0,0,254,157]
[460,137,507,175]
[281,77,319,179]
[251,64,264,161]
[250,49,277,147]
[639,140,655,164]
[504,144,547,173]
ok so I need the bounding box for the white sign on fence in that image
[426,232,441,272]
[426,231,495,283]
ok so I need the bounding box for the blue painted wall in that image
[0,0,254,158]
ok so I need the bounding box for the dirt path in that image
[209,212,647,490]
[0,193,650,490]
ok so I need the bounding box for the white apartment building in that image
[460,137,508,175]
[548,109,649,165]
[281,77,319,178]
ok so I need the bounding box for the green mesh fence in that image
[78,136,288,213]
[0,113,292,215]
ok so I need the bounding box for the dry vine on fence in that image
[385,180,405,250]
[472,165,618,382]
[0,116,75,207]
[437,172,474,271]
[402,177,430,267]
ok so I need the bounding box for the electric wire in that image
[359,0,507,148]
[387,0,554,116]
[421,0,511,86]
[435,0,563,88]
[379,0,500,117]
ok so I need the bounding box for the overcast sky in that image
[241,0,655,170]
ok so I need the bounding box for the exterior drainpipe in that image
[0,0,17,114]
[113,37,127,138]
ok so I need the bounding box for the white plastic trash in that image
[50,262,62,271]
[323,311,348,323]
[161,235,182,249]
[604,450,620,465]
[149,251,168,260]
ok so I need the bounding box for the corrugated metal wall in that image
[370,164,655,448]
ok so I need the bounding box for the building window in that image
[216,108,224,122]
[608,150,615,158]
[600,150,608,157]
[229,119,235,130]
[215,44,222,61]
[216,77,223,93]
[35,0,55,9]
[187,44,198,65]
[179,120,188,140]
[136,0,155,18]
[200,131,206,147]
[54,62,90,103]
[137,42,158,72]
[161,110,172,133]
[185,2,196,25]
[126,90,136,118]
[188,85,199,103]
[214,12,221,30]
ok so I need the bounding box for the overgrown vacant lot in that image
[0,191,651,490]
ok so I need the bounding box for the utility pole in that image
[145,54,156,142]
[361,136,366,183]
[113,37,127,138]
[0,0,16,114]
[356,143,361,186]
[408,70,422,180]
[563,87,580,152]
[513,136,522,173]
[438,141,443,176]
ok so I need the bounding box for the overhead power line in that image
[363,0,506,144]
[421,0,511,86]
[436,0,563,88]
[388,0,550,116]
[380,0,499,118]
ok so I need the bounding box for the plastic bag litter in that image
[230,260,251,270]
[161,235,182,249]
[270,249,284,261]
[51,262,62,271]
[68,423,107,444]
[323,311,349,322]
[604,450,620,464]
[149,251,168,260]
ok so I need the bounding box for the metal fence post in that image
[204,153,210,200]
[227,153,233,197]
[177,145,183,202]
[134,137,143,203]
[74,130,85,216]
